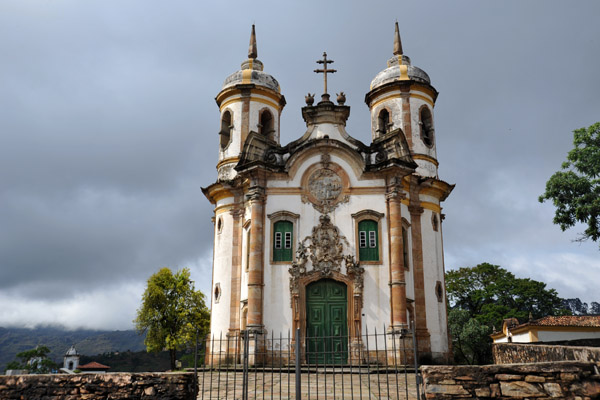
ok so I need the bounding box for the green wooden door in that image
[306,279,348,364]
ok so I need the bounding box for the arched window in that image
[259,110,274,138]
[220,110,232,149]
[273,220,293,262]
[377,109,391,134]
[358,219,379,261]
[419,107,434,147]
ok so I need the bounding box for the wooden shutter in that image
[358,220,379,261]
[273,221,293,261]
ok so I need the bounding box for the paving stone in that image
[197,371,419,399]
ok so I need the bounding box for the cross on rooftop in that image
[314,52,337,101]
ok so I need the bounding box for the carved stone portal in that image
[288,215,365,341]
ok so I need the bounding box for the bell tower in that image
[214,25,286,182]
[365,22,439,178]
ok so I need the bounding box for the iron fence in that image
[194,325,422,399]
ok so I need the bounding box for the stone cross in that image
[314,52,337,96]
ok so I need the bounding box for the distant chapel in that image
[202,23,454,363]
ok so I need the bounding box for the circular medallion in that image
[308,168,342,203]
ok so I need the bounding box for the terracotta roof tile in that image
[78,361,110,370]
[529,315,600,328]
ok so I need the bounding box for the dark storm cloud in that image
[0,0,599,329]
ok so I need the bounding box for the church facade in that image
[202,24,454,363]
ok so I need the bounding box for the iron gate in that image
[194,325,422,399]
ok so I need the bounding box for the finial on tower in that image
[248,24,258,59]
[393,21,403,56]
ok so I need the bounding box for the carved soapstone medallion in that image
[304,167,349,213]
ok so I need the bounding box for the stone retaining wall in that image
[0,372,195,400]
[421,361,600,399]
[493,342,600,364]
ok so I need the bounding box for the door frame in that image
[291,271,362,359]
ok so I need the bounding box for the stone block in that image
[490,383,500,397]
[561,372,578,381]
[144,386,156,395]
[427,384,470,395]
[439,379,456,384]
[583,381,600,396]
[500,381,544,398]
[543,382,563,398]
[495,373,522,381]
[475,387,490,397]
[454,375,475,381]
[525,375,546,383]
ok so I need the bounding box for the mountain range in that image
[0,326,146,372]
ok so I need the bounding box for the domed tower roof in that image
[221,25,281,93]
[369,22,431,91]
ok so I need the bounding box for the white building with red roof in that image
[492,315,600,343]
[78,361,110,374]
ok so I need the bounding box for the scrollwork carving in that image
[288,215,365,306]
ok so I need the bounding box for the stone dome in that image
[222,58,281,93]
[65,345,78,356]
[369,54,430,91]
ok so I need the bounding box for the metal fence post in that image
[412,322,421,400]
[295,327,301,400]
[242,330,250,400]
[193,329,198,398]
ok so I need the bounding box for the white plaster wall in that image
[537,330,600,342]
[306,123,347,143]
[511,332,532,343]
[262,152,392,334]
[494,336,509,343]
[400,202,415,302]
[420,208,448,355]
[210,210,233,337]
[240,225,249,304]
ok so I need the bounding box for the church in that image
[202,23,454,363]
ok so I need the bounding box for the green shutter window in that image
[273,221,293,261]
[358,220,379,261]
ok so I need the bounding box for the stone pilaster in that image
[409,204,431,355]
[228,207,244,345]
[386,180,407,330]
[400,87,412,148]
[240,88,251,151]
[246,187,265,333]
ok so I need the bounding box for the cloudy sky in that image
[1,1,599,331]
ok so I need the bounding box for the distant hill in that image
[0,326,145,372]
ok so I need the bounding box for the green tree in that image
[446,263,569,364]
[134,267,210,370]
[539,122,600,246]
[448,309,491,365]
[5,345,58,374]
